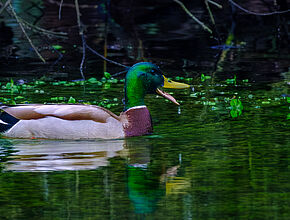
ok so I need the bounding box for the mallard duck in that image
[0,62,190,139]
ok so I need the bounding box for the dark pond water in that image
[0,0,290,219]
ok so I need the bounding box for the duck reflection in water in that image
[0,137,189,215]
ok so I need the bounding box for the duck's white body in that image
[3,116,124,139]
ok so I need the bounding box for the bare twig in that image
[74,0,128,78]
[103,36,107,73]
[0,0,11,15]
[111,69,129,77]
[80,34,86,80]
[173,0,212,34]
[47,0,98,9]
[229,0,290,16]
[208,0,222,9]
[58,0,64,20]
[19,17,67,38]
[3,2,67,38]
[8,3,46,63]
[74,0,85,79]
[86,44,129,69]
[75,0,83,35]
[205,0,215,25]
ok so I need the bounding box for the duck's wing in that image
[0,104,120,123]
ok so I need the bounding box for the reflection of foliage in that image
[230,97,243,118]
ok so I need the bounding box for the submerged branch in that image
[173,0,212,34]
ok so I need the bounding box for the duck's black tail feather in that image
[0,111,19,133]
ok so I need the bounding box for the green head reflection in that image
[127,165,165,214]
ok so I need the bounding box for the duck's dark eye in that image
[151,69,155,73]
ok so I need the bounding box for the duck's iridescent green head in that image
[124,62,190,110]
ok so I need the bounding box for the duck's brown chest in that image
[122,106,153,137]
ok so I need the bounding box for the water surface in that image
[0,73,289,219]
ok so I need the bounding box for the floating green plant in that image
[104,72,112,79]
[87,77,102,85]
[4,79,19,94]
[226,75,237,85]
[52,45,63,50]
[230,97,243,118]
[0,96,16,105]
[68,96,76,104]
[201,74,211,82]
[34,80,46,86]
[50,97,65,102]
[103,83,111,90]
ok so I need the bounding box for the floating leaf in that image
[68,96,76,104]
[11,100,16,105]
[34,80,46,85]
[230,98,243,118]
[103,83,111,89]
[50,97,58,101]
[104,72,112,79]
[226,75,237,85]
[6,82,12,90]
[201,74,205,82]
[14,96,24,100]
[52,45,63,50]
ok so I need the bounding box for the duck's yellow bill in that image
[162,76,190,89]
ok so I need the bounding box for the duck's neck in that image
[124,77,146,111]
